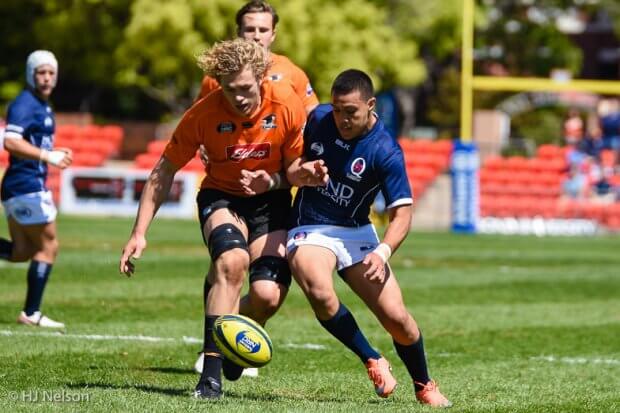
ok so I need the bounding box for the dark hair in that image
[331,69,374,100]
[236,1,279,29]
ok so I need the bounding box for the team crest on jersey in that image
[261,114,277,130]
[310,142,324,155]
[217,122,236,133]
[269,73,283,82]
[346,157,366,182]
[226,143,271,162]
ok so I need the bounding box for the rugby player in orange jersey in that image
[119,38,327,400]
[197,0,319,114]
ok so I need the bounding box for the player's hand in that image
[119,234,147,277]
[362,252,388,283]
[43,148,73,169]
[199,144,209,167]
[298,160,329,187]
[56,148,73,169]
[239,169,272,195]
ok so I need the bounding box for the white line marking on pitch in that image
[530,355,620,365]
[0,329,326,349]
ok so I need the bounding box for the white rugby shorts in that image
[287,224,380,270]
[2,190,57,225]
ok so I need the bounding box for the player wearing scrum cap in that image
[1,50,73,329]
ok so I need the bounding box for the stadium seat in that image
[147,140,168,155]
[536,144,563,159]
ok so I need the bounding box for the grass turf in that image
[0,215,619,412]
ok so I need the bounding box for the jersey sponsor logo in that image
[347,157,366,182]
[261,114,277,130]
[242,121,254,129]
[317,179,354,207]
[335,139,350,151]
[226,143,271,162]
[310,142,324,155]
[217,122,236,133]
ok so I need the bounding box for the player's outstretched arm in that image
[4,138,73,168]
[286,158,329,188]
[363,204,413,283]
[119,156,178,277]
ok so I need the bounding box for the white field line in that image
[0,329,327,349]
[530,355,620,365]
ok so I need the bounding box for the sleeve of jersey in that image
[3,101,31,140]
[281,97,307,163]
[197,76,219,100]
[163,113,201,169]
[377,146,414,209]
[290,65,319,109]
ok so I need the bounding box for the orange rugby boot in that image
[365,357,398,398]
[415,379,452,408]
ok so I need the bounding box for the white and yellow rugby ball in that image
[212,314,273,368]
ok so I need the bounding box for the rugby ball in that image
[212,314,273,368]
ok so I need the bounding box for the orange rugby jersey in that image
[165,81,306,196]
[198,53,319,110]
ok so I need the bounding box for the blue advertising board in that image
[451,141,479,233]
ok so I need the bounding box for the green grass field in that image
[1,215,619,412]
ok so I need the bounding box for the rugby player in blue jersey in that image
[0,50,72,329]
[284,69,451,407]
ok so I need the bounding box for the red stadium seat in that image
[147,140,168,155]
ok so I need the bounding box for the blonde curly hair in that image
[197,38,270,81]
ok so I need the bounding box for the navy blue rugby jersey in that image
[291,104,413,227]
[1,89,55,201]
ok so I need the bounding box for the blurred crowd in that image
[562,98,620,201]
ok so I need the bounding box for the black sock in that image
[318,302,381,363]
[24,260,52,316]
[0,238,12,260]
[200,315,222,383]
[394,333,431,391]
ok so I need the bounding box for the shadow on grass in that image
[142,366,194,375]
[66,382,188,398]
[65,382,354,403]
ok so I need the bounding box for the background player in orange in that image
[197,0,319,114]
[119,38,326,400]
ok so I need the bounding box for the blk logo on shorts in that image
[226,143,271,162]
[15,207,32,218]
[293,231,307,240]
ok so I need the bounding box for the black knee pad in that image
[249,256,292,287]
[207,224,248,262]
